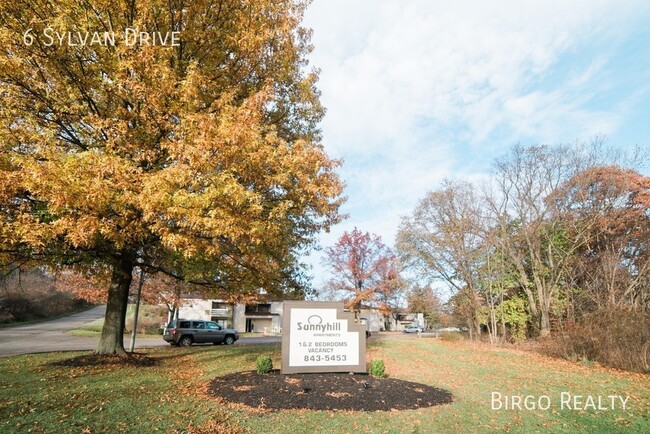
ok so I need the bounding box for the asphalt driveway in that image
[0,306,168,357]
[0,306,280,357]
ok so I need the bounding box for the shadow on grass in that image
[367,337,391,350]
[141,344,273,364]
[49,352,159,367]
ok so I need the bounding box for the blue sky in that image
[301,0,650,291]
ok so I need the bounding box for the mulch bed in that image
[50,352,158,367]
[207,371,453,412]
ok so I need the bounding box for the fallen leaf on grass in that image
[232,385,253,392]
[326,392,352,398]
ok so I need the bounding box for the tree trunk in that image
[471,290,481,340]
[499,290,506,342]
[166,306,176,325]
[539,302,551,337]
[489,308,497,344]
[95,253,135,355]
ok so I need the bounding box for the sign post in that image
[281,301,367,374]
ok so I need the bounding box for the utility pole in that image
[129,267,145,353]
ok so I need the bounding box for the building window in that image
[212,319,232,329]
[210,301,233,328]
[211,302,232,316]
[245,303,271,314]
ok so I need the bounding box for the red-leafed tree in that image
[323,228,403,318]
[551,165,650,312]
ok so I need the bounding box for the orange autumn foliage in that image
[0,0,343,354]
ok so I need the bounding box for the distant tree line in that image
[397,141,649,372]
[0,268,90,323]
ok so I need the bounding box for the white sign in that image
[281,301,366,374]
[289,308,359,367]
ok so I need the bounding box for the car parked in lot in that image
[403,325,423,333]
[163,320,239,346]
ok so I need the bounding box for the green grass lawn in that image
[0,338,647,433]
[66,318,161,339]
[67,304,164,339]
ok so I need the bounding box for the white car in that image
[403,325,423,333]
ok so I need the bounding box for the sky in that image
[301,0,650,292]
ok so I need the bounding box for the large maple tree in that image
[0,0,343,354]
[324,228,402,318]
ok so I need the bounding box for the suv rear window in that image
[178,321,191,328]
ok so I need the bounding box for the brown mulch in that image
[50,352,158,367]
[207,371,453,412]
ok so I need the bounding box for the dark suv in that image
[163,320,239,346]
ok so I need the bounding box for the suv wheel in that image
[179,336,193,347]
[224,335,235,345]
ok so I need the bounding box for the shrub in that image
[0,307,14,323]
[256,355,274,374]
[369,359,386,378]
[539,309,650,373]
[124,305,167,335]
[440,332,464,342]
[0,268,90,324]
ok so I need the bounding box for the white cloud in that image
[301,0,650,289]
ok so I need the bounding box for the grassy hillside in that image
[67,304,166,338]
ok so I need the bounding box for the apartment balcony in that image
[210,308,231,318]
